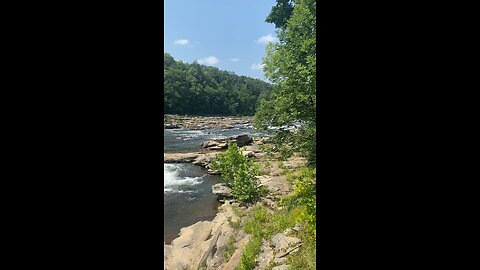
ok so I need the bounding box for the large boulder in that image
[233,134,253,147]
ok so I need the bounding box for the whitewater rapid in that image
[164,163,205,193]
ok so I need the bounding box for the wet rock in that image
[207,169,221,175]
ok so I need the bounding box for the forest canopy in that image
[164,53,272,116]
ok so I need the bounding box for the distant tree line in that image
[164,53,272,116]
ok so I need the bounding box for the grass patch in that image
[231,205,246,218]
[224,235,237,262]
[227,216,242,230]
[235,205,303,270]
[235,236,262,270]
[287,234,316,270]
[258,168,270,176]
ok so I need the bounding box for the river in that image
[163,125,267,244]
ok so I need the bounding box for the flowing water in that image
[163,125,268,244]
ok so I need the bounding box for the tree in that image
[255,0,316,163]
[163,53,272,116]
[211,142,264,204]
[265,0,294,29]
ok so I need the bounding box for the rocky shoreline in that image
[164,114,254,130]
[164,134,267,175]
[164,130,306,270]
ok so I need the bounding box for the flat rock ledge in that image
[164,152,200,163]
[164,151,221,175]
[164,201,247,270]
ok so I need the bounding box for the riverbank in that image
[164,130,309,269]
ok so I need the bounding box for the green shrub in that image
[292,166,316,234]
[211,141,263,204]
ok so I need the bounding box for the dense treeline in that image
[164,53,272,116]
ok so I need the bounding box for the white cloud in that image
[251,63,266,70]
[256,34,278,44]
[230,58,240,62]
[174,39,189,45]
[198,56,219,65]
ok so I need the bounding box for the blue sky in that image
[164,0,278,81]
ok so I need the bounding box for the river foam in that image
[164,164,204,193]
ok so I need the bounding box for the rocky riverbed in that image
[164,114,254,130]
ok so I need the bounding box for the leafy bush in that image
[211,141,264,204]
[292,166,316,234]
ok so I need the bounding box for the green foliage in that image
[287,234,316,270]
[164,53,272,116]
[236,236,262,270]
[224,234,237,262]
[227,216,241,230]
[231,204,246,219]
[244,206,301,240]
[254,0,316,164]
[258,168,269,176]
[281,166,316,234]
[238,205,303,270]
[211,142,264,204]
[265,0,294,29]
